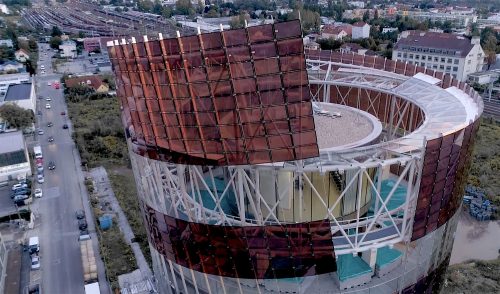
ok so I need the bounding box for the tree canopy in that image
[0,104,34,130]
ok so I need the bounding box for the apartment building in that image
[392,31,485,81]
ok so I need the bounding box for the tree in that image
[229,13,249,29]
[175,0,194,16]
[485,51,497,70]
[0,104,34,130]
[205,7,220,18]
[362,10,370,22]
[49,36,62,49]
[25,59,36,76]
[51,26,62,37]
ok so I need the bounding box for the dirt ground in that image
[442,258,500,294]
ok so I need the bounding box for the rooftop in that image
[394,30,474,57]
[65,75,106,90]
[4,83,32,101]
[0,131,25,154]
[314,103,382,151]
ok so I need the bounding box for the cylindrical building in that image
[107,20,482,294]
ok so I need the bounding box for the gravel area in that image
[314,103,379,149]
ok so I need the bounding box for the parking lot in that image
[0,185,20,218]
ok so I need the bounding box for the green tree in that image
[51,26,62,37]
[175,0,194,16]
[0,45,15,60]
[362,10,370,22]
[49,36,62,49]
[229,13,249,29]
[205,7,220,18]
[0,104,34,130]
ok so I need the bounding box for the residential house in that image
[0,39,13,48]
[65,75,109,93]
[59,40,77,58]
[352,22,370,40]
[340,43,377,56]
[14,49,30,62]
[321,25,348,40]
[392,30,485,81]
[0,61,25,74]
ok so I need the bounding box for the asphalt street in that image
[30,44,86,294]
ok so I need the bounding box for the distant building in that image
[0,4,9,14]
[393,31,485,81]
[321,25,349,40]
[468,71,499,85]
[352,22,370,40]
[348,1,365,9]
[0,131,32,183]
[382,27,398,34]
[1,83,36,112]
[0,73,30,97]
[340,43,377,56]
[402,11,477,28]
[65,75,109,93]
[59,40,77,58]
[14,49,30,62]
[83,38,102,53]
[0,39,13,48]
[0,61,25,74]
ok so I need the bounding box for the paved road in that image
[30,44,86,294]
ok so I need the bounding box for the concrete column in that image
[362,248,377,269]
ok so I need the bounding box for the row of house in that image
[320,22,371,41]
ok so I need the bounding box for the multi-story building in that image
[1,83,37,112]
[392,30,485,81]
[401,11,477,28]
[0,131,32,183]
[83,37,102,53]
[107,20,482,294]
[0,73,30,97]
[352,21,370,39]
[59,40,77,58]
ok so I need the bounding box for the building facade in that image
[108,20,482,294]
[392,31,485,81]
[352,22,370,40]
[0,73,30,97]
[59,40,77,58]
[1,83,36,112]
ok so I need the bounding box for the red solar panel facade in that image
[108,20,319,165]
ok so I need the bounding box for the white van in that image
[28,236,40,254]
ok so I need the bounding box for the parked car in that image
[75,210,85,219]
[12,183,27,191]
[37,174,44,184]
[78,219,87,230]
[47,81,51,86]
[48,161,56,170]
[34,188,43,198]
[62,124,68,129]
[37,129,44,135]
[31,255,40,270]
[37,166,44,173]
[12,189,31,197]
[47,122,53,127]
[45,97,51,101]
[48,136,54,142]
[60,111,66,115]
[45,103,51,109]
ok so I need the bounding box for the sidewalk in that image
[88,167,152,278]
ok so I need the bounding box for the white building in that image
[348,1,365,8]
[352,22,370,40]
[392,31,485,81]
[382,27,398,34]
[0,39,13,48]
[15,49,30,62]
[468,71,500,85]
[0,131,31,183]
[403,11,477,28]
[0,73,30,97]
[0,83,36,113]
[59,40,77,58]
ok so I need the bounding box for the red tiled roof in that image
[65,75,106,91]
[352,21,367,27]
[394,30,474,57]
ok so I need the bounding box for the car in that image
[37,110,42,115]
[47,122,53,127]
[38,96,43,100]
[78,219,88,230]
[36,158,43,165]
[45,97,51,101]
[37,129,44,135]
[62,124,68,129]
[34,188,43,198]
[13,194,29,201]
[37,174,44,184]
[47,81,51,86]
[60,111,66,115]
[41,70,45,74]
[12,183,27,191]
[75,210,85,219]
[31,255,40,270]
[37,166,44,173]
[45,103,51,109]
[48,161,56,170]
[48,136,54,142]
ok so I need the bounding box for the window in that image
[454,59,459,64]
[441,58,445,63]
[434,57,438,62]
[447,58,452,63]
[468,60,471,64]
[440,65,444,70]
[452,74,457,78]
[446,66,451,71]
[416,54,420,60]
[421,62,425,67]
[409,54,414,59]
[453,67,458,72]
[432,65,437,69]
[403,53,407,58]
[397,53,402,58]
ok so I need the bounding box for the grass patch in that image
[108,172,152,268]
[468,117,500,209]
[442,258,500,294]
[92,205,138,290]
